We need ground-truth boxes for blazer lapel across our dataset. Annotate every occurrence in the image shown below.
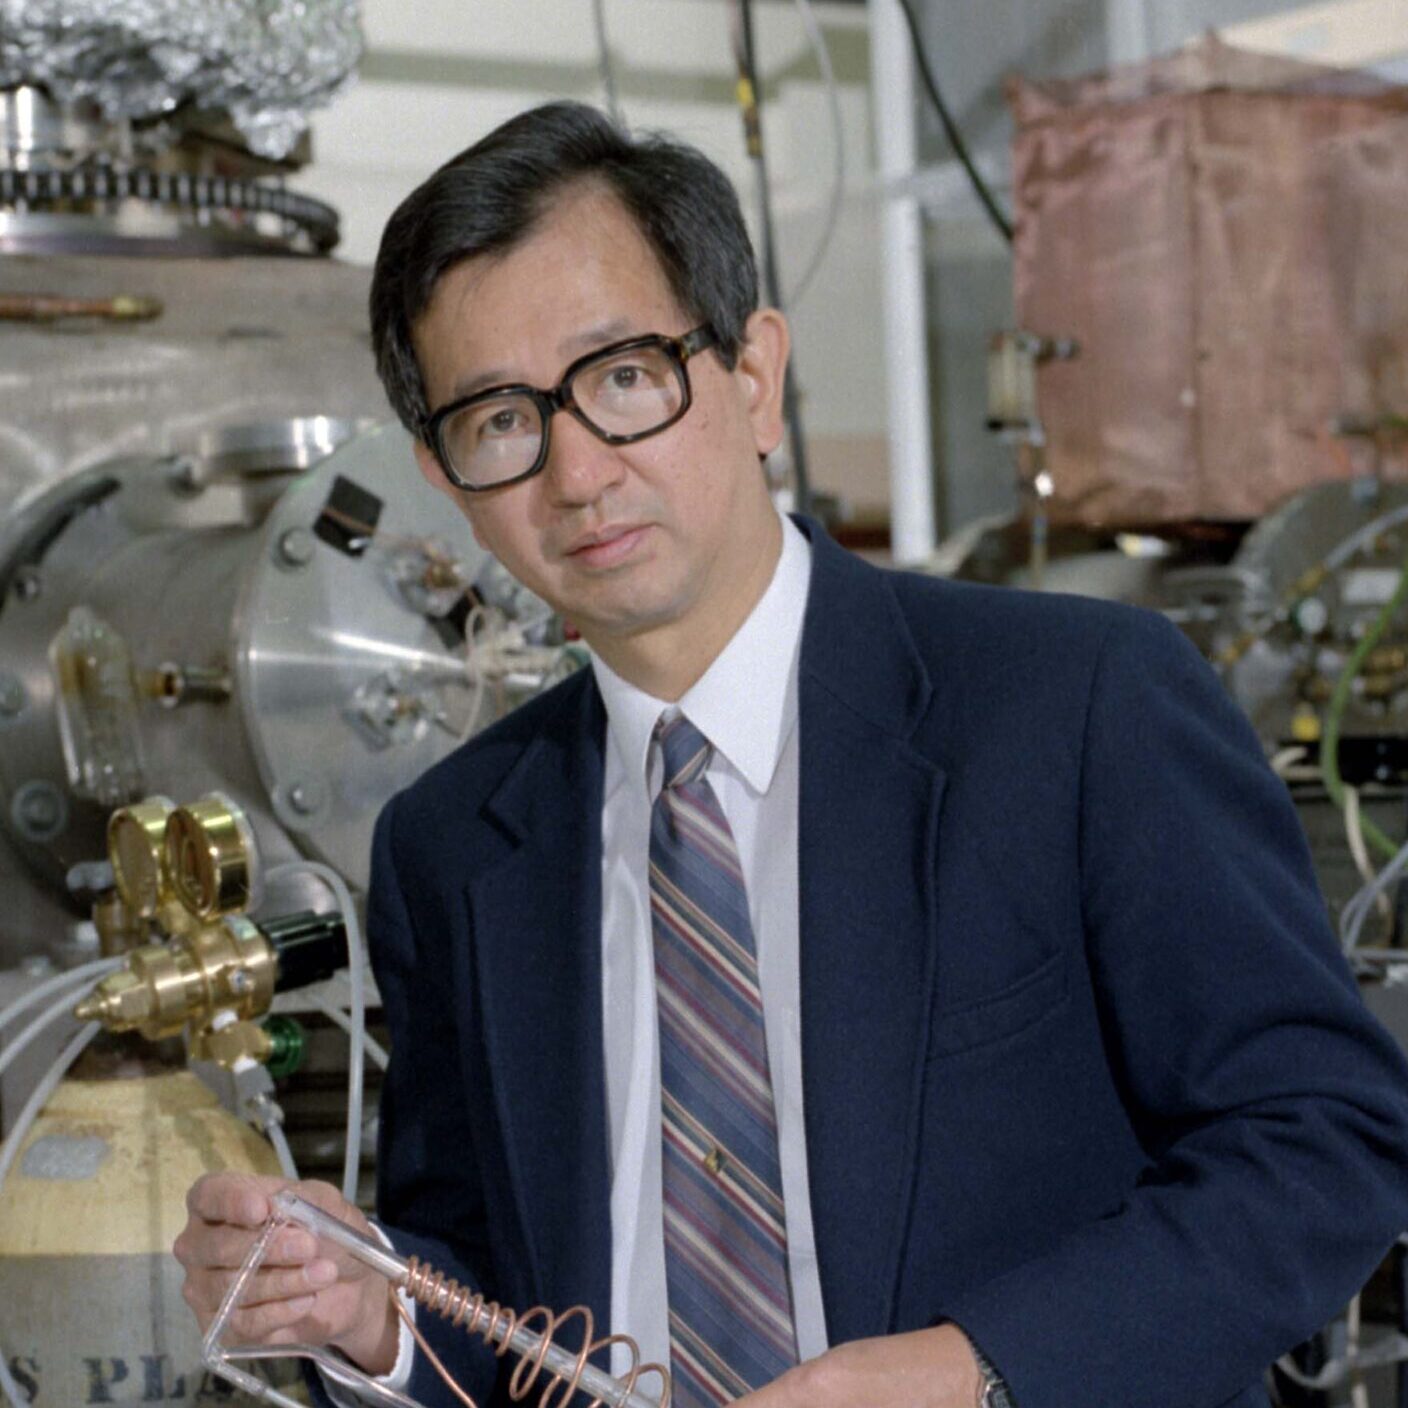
[796,526,947,1346]
[465,676,613,1330]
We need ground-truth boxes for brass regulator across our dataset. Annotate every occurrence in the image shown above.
[75,792,345,1071]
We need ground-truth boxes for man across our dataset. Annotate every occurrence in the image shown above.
[175,102,1408,1408]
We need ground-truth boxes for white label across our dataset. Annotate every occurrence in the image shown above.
[21,1133,110,1180]
[1342,568,1401,607]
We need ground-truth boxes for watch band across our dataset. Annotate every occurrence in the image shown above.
[973,1346,1016,1408]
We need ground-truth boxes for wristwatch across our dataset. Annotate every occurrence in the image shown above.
[973,1346,1016,1408]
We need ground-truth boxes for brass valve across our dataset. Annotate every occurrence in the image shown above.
[74,915,276,1043]
[191,1017,275,1069]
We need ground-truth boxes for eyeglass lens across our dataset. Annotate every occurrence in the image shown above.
[440,342,688,488]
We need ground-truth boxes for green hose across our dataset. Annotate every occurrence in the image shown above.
[1318,557,1408,863]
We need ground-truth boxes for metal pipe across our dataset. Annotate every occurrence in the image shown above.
[0,293,161,322]
[868,0,937,564]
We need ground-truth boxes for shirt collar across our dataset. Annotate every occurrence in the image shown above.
[591,512,812,797]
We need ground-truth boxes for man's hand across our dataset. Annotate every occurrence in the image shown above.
[734,1325,986,1408]
[173,1172,400,1376]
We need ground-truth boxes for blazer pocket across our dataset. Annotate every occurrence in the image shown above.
[927,950,1068,1059]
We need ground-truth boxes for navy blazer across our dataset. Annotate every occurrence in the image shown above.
[366,522,1408,1408]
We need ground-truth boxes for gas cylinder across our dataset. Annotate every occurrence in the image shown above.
[0,1048,301,1406]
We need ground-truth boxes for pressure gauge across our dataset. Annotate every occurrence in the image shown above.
[107,796,176,917]
[164,792,260,919]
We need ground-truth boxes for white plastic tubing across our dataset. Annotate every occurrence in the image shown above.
[0,960,121,1408]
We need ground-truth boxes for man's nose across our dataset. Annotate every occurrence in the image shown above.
[542,410,626,505]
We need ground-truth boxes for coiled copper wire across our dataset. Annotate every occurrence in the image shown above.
[397,1255,671,1408]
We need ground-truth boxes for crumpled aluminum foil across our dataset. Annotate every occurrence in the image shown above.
[0,0,363,160]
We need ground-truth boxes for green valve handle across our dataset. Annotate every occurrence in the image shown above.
[262,1014,307,1080]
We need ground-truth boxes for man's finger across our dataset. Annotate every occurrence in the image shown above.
[227,1295,319,1342]
[185,1172,289,1226]
[232,1261,341,1308]
[182,1257,336,1320]
[176,1221,319,1272]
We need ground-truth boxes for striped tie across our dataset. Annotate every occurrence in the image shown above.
[649,714,799,1408]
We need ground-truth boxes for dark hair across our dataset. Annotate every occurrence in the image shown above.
[369,100,760,436]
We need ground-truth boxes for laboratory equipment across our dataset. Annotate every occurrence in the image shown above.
[205,1192,672,1408]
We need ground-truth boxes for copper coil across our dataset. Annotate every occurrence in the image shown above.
[399,1256,670,1408]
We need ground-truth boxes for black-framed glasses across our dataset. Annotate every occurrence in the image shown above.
[422,325,719,492]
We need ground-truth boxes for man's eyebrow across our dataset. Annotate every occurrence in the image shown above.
[445,319,641,402]
[558,318,636,357]
[449,366,518,400]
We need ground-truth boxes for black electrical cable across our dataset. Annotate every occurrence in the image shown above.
[731,0,813,516]
[892,0,1014,245]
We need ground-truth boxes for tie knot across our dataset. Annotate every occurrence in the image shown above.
[656,714,712,790]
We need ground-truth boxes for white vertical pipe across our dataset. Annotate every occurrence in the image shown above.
[1105,0,1150,65]
[869,0,937,565]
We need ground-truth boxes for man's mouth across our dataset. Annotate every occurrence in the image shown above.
[564,523,650,568]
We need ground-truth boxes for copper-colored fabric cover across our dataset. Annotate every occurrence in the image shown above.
[1009,36,1408,526]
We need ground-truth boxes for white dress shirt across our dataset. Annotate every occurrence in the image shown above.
[591,512,828,1377]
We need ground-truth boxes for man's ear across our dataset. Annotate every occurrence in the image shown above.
[412,438,488,549]
[734,308,790,458]
[412,437,450,493]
